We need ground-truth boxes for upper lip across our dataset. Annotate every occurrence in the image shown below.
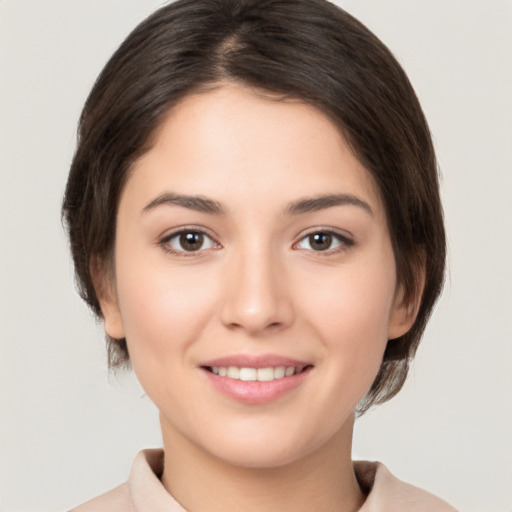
[200,354,312,369]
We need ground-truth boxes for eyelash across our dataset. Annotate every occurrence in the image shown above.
[159,227,220,257]
[293,228,354,254]
[159,227,354,256]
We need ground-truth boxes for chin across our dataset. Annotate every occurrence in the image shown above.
[200,425,332,470]
[213,443,309,469]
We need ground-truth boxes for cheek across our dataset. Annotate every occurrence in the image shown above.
[113,252,217,370]
[304,261,395,334]
[300,261,396,375]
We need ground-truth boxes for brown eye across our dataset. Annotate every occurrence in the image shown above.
[179,232,204,251]
[308,233,332,251]
[295,230,352,253]
[163,230,217,254]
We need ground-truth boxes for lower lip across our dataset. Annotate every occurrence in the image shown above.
[202,368,311,405]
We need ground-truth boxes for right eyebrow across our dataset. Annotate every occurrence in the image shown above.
[142,192,225,215]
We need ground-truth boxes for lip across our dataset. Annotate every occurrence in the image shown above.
[199,354,313,405]
[201,354,311,369]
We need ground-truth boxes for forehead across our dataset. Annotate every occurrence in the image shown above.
[124,83,384,220]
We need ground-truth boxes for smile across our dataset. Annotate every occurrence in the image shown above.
[201,357,313,404]
[206,365,308,381]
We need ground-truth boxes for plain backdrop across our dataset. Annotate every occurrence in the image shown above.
[1,1,511,511]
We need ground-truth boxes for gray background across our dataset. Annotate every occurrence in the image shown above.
[1,1,511,510]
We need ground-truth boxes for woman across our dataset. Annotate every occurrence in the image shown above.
[63,0,456,510]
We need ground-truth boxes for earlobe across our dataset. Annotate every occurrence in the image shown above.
[388,264,426,340]
[90,258,125,340]
[387,294,420,340]
[100,295,125,340]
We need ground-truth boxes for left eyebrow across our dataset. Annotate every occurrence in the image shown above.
[285,194,374,217]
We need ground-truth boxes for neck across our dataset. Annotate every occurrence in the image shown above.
[160,415,365,512]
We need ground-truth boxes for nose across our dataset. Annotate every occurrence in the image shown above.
[219,243,294,336]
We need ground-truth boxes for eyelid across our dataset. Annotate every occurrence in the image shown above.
[159,225,221,256]
[293,227,354,252]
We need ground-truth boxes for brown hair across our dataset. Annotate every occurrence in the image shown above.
[62,0,445,413]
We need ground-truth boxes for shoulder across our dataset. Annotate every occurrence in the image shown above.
[355,461,459,512]
[69,482,135,512]
[69,449,185,512]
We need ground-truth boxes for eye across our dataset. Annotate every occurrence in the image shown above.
[162,230,218,254]
[295,230,352,252]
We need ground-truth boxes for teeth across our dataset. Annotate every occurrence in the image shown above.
[240,367,257,381]
[210,365,302,381]
[227,366,240,379]
[285,366,295,377]
[274,366,285,379]
[256,367,273,381]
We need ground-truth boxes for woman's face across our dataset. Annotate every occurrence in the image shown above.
[99,84,414,468]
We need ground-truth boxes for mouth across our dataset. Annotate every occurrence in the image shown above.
[203,364,313,382]
[200,356,314,404]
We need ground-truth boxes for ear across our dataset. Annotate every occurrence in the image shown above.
[90,257,125,340]
[387,265,426,340]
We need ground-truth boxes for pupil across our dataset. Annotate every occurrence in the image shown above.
[180,232,203,251]
[310,233,331,250]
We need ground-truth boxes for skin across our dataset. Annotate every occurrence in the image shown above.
[97,83,418,512]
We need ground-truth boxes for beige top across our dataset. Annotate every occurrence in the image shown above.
[71,449,458,512]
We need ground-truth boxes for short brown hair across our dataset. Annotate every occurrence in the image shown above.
[62,0,445,413]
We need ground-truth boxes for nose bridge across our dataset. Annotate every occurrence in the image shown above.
[220,236,293,334]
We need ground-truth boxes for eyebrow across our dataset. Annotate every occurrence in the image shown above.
[285,194,374,217]
[142,192,373,217]
[142,193,225,215]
